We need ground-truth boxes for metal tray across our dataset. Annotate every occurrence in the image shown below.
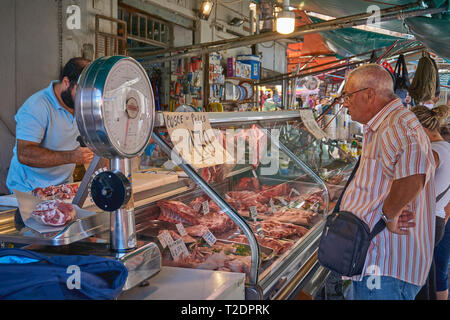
[0,210,110,246]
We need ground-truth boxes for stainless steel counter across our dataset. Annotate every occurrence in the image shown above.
[119,266,245,300]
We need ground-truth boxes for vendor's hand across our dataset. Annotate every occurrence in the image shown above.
[73,147,94,165]
[386,210,416,235]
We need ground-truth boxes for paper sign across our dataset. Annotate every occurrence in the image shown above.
[299,109,328,140]
[202,229,217,246]
[202,201,210,215]
[168,238,189,261]
[193,202,201,212]
[269,198,276,214]
[289,188,301,198]
[278,197,288,206]
[157,230,174,249]
[162,112,233,168]
[250,206,258,221]
[176,223,188,237]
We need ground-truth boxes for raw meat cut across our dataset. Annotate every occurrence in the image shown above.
[157,200,201,226]
[231,234,294,255]
[264,208,318,226]
[31,200,76,226]
[250,220,308,239]
[235,177,260,191]
[158,229,196,243]
[185,224,209,237]
[32,184,79,201]
[199,165,223,184]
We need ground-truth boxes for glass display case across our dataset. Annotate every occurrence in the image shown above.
[132,111,356,299]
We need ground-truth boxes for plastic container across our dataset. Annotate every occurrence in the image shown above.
[227,57,236,77]
[237,55,260,80]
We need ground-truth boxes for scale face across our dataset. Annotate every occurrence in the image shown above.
[76,56,155,159]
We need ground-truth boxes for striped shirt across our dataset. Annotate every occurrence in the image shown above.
[341,98,436,286]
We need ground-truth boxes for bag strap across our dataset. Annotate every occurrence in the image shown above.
[369,219,386,240]
[333,158,387,237]
[333,157,361,213]
[437,184,450,203]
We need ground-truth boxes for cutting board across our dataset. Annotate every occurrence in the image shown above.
[131,173,179,194]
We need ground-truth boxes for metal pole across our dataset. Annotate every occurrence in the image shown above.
[151,132,261,287]
[265,41,416,84]
[134,2,421,63]
[110,157,137,252]
[258,44,425,85]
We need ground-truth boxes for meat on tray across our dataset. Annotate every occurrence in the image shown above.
[31,200,76,226]
[199,165,223,184]
[158,229,196,243]
[32,183,79,201]
[157,199,237,236]
[267,208,318,226]
[163,242,253,280]
[231,234,294,255]
[157,200,201,226]
[235,177,260,191]
[259,183,292,199]
[224,191,269,212]
[250,220,309,239]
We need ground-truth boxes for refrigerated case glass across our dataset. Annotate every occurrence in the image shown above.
[134,112,350,299]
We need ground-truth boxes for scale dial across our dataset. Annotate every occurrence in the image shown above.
[76,56,155,158]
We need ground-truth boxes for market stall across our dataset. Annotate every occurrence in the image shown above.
[0,104,355,300]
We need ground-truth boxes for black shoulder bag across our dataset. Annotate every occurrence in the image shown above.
[318,158,386,276]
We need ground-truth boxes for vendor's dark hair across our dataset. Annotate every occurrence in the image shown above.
[60,57,90,83]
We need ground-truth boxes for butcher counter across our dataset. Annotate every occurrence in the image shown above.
[0,111,356,300]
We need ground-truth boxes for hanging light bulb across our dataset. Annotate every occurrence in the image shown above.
[276,0,295,34]
[199,0,214,20]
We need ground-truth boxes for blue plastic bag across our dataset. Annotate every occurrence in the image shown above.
[0,248,128,300]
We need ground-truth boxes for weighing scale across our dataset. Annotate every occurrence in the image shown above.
[0,56,162,291]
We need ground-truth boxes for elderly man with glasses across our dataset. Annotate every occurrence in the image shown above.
[336,63,436,300]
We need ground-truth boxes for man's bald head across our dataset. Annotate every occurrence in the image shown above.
[343,64,398,124]
[347,64,395,97]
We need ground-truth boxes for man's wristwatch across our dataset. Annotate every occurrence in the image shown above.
[381,211,394,223]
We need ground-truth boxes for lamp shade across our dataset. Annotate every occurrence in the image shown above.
[200,1,214,20]
[276,10,295,34]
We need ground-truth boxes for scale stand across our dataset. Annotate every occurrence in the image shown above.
[27,56,162,291]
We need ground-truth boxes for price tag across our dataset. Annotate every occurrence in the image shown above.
[162,112,233,167]
[252,170,258,178]
[250,206,258,221]
[176,223,188,237]
[168,238,189,261]
[193,202,201,212]
[202,229,217,246]
[269,198,276,214]
[202,201,210,215]
[278,198,288,206]
[157,230,174,249]
[299,109,328,140]
[289,188,301,198]
[256,224,264,238]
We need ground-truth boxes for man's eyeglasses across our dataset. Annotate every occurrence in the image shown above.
[338,87,369,104]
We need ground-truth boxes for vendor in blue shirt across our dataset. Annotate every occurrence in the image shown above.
[6,57,94,193]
